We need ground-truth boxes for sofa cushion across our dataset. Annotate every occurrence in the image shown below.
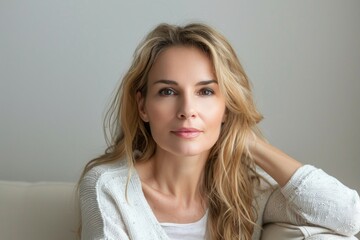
[0,181,78,240]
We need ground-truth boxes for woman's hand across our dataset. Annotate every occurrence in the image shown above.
[247,135,302,187]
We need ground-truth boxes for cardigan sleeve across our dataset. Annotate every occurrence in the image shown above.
[79,170,130,240]
[262,165,360,236]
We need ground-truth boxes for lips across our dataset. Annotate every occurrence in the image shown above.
[171,128,202,139]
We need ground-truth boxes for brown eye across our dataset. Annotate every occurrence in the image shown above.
[199,88,214,96]
[159,88,176,96]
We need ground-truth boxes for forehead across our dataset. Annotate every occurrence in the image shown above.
[147,46,215,85]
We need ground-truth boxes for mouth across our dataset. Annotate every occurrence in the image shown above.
[171,128,202,139]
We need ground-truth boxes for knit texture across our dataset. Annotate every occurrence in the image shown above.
[79,161,360,239]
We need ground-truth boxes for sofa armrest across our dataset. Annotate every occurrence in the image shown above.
[261,223,358,240]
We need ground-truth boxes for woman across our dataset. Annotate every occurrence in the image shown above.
[78,23,360,239]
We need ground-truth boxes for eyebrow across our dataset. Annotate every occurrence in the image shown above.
[153,79,218,86]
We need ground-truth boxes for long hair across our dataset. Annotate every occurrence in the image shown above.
[79,22,263,239]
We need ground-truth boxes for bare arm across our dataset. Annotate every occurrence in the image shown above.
[249,137,302,187]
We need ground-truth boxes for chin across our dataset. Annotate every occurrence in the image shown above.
[171,147,211,158]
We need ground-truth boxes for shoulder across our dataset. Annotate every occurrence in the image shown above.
[79,159,131,196]
[79,160,139,239]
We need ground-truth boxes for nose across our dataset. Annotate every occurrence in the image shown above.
[177,111,197,119]
[177,94,197,120]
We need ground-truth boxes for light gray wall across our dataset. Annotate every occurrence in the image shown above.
[1,0,359,195]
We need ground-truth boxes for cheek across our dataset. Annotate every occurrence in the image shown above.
[145,101,173,122]
[202,102,226,124]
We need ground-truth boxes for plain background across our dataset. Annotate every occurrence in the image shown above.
[1,1,359,233]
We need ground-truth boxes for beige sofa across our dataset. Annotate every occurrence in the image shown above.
[0,180,357,240]
[0,181,78,240]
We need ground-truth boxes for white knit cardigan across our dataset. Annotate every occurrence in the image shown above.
[79,161,360,239]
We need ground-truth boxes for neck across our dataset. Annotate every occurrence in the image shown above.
[137,150,208,204]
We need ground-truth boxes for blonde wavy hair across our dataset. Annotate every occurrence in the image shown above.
[79,22,264,240]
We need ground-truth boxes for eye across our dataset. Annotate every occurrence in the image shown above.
[199,88,214,96]
[159,88,176,96]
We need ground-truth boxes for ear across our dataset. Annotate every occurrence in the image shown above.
[136,91,149,122]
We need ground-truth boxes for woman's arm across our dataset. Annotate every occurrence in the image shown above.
[249,138,302,187]
[79,173,130,240]
[249,138,360,236]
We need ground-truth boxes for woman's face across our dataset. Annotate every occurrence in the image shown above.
[137,46,226,158]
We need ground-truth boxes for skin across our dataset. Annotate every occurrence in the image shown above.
[136,46,224,223]
[136,46,302,224]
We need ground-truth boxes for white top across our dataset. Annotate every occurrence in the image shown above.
[160,211,207,240]
[79,160,360,240]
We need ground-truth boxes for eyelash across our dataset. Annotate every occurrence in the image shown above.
[158,88,215,96]
[159,88,177,96]
[199,88,214,96]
